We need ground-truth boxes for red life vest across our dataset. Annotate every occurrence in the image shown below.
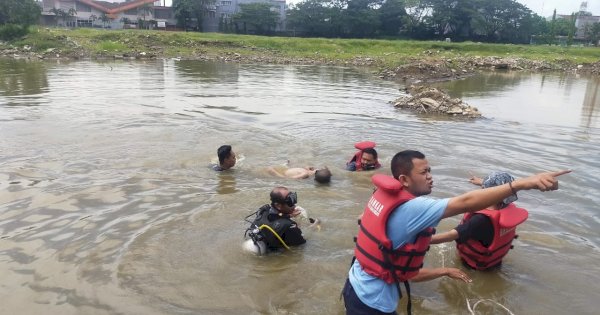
[347,141,381,171]
[354,174,434,283]
[457,204,528,270]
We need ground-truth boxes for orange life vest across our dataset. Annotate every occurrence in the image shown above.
[347,141,381,171]
[354,174,434,283]
[457,204,528,270]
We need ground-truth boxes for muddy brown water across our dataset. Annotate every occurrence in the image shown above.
[0,59,598,314]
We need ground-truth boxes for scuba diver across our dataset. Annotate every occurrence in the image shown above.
[243,187,314,255]
[346,141,381,171]
[430,171,529,270]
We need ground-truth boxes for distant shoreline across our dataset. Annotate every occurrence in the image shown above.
[3,27,600,83]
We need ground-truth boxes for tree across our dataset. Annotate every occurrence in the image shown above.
[49,8,66,26]
[139,3,153,29]
[0,0,41,26]
[287,0,346,38]
[344,0,381,38]
[67,8,77,27]
[173,0,216,31]
[379,0,408,37]
[233,3,280,35]
[585,22,600,45]
[89,14,98,27]
[99,13,111,28]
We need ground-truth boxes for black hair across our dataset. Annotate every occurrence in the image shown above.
[217,145,232,165]
[362,148,378,160]
[314,168,332,184]
[269,186,287,205]
[391,150,426,179]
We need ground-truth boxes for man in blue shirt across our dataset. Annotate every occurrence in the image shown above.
[343,150,570,315]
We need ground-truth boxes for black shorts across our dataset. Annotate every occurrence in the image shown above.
[342,279,398,315]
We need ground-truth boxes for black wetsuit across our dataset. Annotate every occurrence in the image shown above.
[250,204,306,250]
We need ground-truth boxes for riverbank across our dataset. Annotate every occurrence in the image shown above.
[3,27,600,82]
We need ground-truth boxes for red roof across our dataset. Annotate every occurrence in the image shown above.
[77,0,156,14]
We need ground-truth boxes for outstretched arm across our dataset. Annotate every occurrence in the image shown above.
[411,267,471,283]
[443,170,571,219]
[430,229,459,244]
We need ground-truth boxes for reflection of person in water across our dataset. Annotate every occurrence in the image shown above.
[244,187,306,254]
[267,165,332,184]
[431,171,529,271]
[347,141,381,172]
[211,145,236,171]
[216,171,237,194]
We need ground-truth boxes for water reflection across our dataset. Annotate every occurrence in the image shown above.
[175,60,240,83]
[216,171,238,194]
[434,71,600,129]
[582,76,600,129]
[0,59,48,106]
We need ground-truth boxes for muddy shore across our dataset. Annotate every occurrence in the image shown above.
[3,31,600,84]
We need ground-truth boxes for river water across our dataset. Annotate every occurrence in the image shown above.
[0,59,598,314]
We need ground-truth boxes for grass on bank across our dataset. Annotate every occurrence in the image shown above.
[6,27,600,66]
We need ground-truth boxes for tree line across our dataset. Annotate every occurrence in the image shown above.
[0,0,40,40]
[287,0,579,44]
[2,0,600,46]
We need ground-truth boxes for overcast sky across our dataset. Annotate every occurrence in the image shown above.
[163,0,599,17]
[517,0,600,16]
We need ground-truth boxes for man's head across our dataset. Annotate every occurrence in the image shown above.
[391,150,432,196]
[482,171,517,209]
[270,186,297,215]
[217,145,236,170]
[361,148,378,170]
[314,167,332,184]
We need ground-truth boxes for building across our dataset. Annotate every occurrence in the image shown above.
[39,0,176,30]
[556,2,600,41]
[38,0,286,33]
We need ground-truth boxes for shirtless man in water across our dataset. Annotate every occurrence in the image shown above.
[268,165,332,183]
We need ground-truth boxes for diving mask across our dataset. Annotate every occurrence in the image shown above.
[284,191,298,207]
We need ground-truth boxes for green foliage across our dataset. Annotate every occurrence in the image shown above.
[379,0,408,37]
[173,0,216,31]
[287,0,346,37]
[95,40,127,52]
[233,3,280,35]
[0,24,28,40]
[0,0,41,26]
[585,22,600,45]
[286,0,585,45]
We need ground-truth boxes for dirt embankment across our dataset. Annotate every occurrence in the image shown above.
[380,54,600,84]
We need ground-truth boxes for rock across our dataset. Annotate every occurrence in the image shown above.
[447,105,463,114]
[420,98,440,108]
